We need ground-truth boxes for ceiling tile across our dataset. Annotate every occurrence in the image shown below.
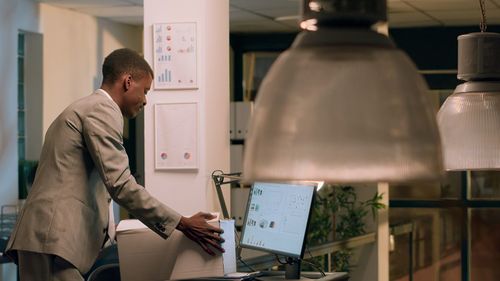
[388,1,416,13]
[274,16,301,28]
[231,0,298,11]
[484,8,500,24]
[35,0,500,33]
[231,20,297,33]
[426,9,484,23]
[108,16,142,26]
[433,8,500,26]
[77,6,142,17]
[37,0,130,8]
[403,0,479,11]
[253,7,300,19]
[388,11,440,27]
[125,0,143,5]
[490,0,500,8]
[230,10,265,22]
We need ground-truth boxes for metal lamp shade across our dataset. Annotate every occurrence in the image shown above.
[437,32,500,171]
[243,29,443,183]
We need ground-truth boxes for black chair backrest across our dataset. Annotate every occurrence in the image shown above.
[86,263,120,281]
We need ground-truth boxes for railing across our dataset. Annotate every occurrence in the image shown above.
[0,204,19,264]
[0,205,18,240]
[237,233,376,271]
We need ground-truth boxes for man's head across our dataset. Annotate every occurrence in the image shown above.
[102,48,154,118]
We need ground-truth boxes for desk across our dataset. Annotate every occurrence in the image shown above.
[173,271,349,281]
[256,271,348,281]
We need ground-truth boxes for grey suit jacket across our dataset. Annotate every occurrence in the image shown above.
[6,91,181,274]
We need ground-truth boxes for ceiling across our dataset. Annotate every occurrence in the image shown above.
[35,0,500,32]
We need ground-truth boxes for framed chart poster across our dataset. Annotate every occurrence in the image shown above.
[154,103,198,170]
[153,22,197,90]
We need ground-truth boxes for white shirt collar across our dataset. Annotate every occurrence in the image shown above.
[95,88,113,101]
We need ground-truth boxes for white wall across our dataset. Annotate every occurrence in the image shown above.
[0,0,41,216]
[143,0,230,215]
[0,1,40,279]
[0,2,144,205]
[40,4,143,134]
[0,2,143,280]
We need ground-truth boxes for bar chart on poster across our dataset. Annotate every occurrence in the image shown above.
[154,103,198,170]
[153,22,197,90]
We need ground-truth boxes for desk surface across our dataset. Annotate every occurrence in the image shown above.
[169,271,349,281]
[258,271,348,281]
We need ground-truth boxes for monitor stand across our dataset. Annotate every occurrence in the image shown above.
[285,258,301,280]
[256,258,348,281]
[257,271,348,281]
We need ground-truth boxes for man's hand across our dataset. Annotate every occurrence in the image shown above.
[176,212,225,256]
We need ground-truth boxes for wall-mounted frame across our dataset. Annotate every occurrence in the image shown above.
[154,102,198,170]
[153,22,197,90]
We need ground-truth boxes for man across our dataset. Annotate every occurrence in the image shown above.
[6,48,224,280]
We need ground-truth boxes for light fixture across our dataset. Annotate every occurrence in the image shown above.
[437,0,500,171]
[243,0,443,183]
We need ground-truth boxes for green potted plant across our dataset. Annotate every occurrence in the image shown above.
[305,184,385,272]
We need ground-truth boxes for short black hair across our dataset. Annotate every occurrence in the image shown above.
[102,48,154,84]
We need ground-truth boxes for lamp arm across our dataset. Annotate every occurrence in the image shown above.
[211,170,242,219]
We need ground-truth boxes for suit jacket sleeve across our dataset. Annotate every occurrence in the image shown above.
[82,101,181,239]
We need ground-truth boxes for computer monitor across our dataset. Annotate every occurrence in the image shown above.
[240,181,316,278]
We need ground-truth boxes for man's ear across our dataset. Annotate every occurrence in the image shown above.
[123,74,132,91]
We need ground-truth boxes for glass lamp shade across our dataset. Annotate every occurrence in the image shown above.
[437,82,500,171]
[243,28,443,183]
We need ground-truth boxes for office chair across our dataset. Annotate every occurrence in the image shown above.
[86,263,120,281]
[84,244,120,281]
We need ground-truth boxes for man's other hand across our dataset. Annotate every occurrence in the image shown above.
[176,212,225,256]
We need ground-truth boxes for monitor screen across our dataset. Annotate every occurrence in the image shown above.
[239,182,316,259]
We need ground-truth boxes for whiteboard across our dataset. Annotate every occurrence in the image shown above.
[154,103,198,170]
[153,22,197,90]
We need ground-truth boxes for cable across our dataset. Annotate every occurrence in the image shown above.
[275,254,288,265]
[233,221,255,272]
[234,227,243,255]
[238,256,256,272]
[479,0,487,32]
[305,247,326,277]
[301,259,326,277]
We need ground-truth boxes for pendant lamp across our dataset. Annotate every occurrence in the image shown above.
[437,32,500,170]
[243,0,443,183]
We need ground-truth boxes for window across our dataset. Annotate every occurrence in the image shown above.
[242,52,279,101]
[389,91,500,281]
[18,32,25,161]
[17,31,43,200]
